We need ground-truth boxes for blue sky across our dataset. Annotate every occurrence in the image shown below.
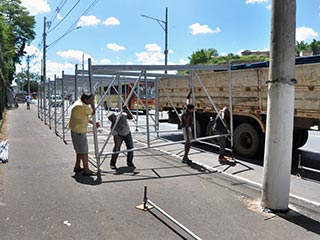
[19,0,320,80]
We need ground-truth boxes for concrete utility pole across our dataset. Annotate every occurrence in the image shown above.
[26,55,31,96]
[26,55,34,96]
[261,0,296,211]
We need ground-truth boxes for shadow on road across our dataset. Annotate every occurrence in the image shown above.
[278,209,320,235]
[160,133,320,182]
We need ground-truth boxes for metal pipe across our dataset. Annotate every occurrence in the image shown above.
[147,199,202,240]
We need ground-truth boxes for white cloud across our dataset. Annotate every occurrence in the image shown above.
[24,45,41,57]
[100,58,112,64]
[266,4,272,10]
[20,0,50,15]
[103,17,120,26]
[77,16,101,27]
[136,43,165,65]
[106,43,126,52]
[46,60,74,80]
[57,13,63,20]
[189,23,221,35]
[245,0,268,4]
[145,43,162,52]
[296,26,318,42]
[56,50,92,64]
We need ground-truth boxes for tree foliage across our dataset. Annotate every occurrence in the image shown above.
[0,0,35,118]
[187,49,269,66]
[295,40,320,56]
[187,40,320,68]
[188,48,218,65]
[15,71,40,93]
[0,0,36,83]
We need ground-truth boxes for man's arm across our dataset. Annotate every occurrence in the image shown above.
[88,95,96,115]
[123,106,133,120]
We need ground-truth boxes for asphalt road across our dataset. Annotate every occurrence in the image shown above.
[0,105,320,240]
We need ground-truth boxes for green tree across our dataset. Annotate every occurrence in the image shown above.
[188,48,218,65]
[15,71,40,93]
[295,40,310,56]
[0,0,35,82]
[309,39,320,55]
[0,0,35,118]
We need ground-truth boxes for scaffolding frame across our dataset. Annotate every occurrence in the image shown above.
[39,61,233,172]
[87,61,233,170]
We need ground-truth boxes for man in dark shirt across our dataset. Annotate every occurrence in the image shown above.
[180,104,194,165]
[215,107,230,162]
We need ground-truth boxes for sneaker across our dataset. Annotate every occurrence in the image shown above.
[73,167,84,173]
[82,170,97,176]
[110,165,117,170]
[127,164,136,169]
[182,157,192,165]
[182,159,188,164]
[218,156,229,162]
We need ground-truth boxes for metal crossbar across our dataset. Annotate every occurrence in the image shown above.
[139,186,202,240]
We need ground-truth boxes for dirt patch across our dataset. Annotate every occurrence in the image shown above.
[243,197,277,219]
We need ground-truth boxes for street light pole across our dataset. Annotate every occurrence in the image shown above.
[141,7,168,73]
[164,7,168,73]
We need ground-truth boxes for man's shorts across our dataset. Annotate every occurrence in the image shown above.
[71,131,88,154]
[182,127,193,140]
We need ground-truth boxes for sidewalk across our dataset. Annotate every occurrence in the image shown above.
[1,104,320,240]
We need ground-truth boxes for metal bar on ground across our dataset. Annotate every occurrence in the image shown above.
[140,186,202,240]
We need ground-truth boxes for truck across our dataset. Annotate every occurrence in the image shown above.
[103,81,155,113]
[158,56,320,158]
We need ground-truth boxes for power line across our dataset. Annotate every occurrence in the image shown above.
[47,0,101,49]
[47,0,80,34]
[47,0,70,30]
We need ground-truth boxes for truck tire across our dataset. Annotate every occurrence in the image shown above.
[234,123,261,157]
[292,129,308,149]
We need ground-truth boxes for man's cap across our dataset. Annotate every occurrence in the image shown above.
[81,92,93,98]
[80,92,93,101]
[107,112,116,120]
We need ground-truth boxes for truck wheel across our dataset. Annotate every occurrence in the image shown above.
[292,129,308,149]
[234,123,261,157]
[206,121,218,144]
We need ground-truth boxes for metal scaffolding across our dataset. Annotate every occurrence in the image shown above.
[38,61,233,172]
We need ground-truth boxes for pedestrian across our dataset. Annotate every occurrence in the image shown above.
[108,106,135,169]
[68,92,100,176]
[25,95,31,110]
[14,95,19,108]
[215,106,230,163]
[180,104,194,165]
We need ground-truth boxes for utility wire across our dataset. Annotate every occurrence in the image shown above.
[47,0,69,30]
[37,0,70,48]
[47,0,101,49]
[48,0,80,34]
